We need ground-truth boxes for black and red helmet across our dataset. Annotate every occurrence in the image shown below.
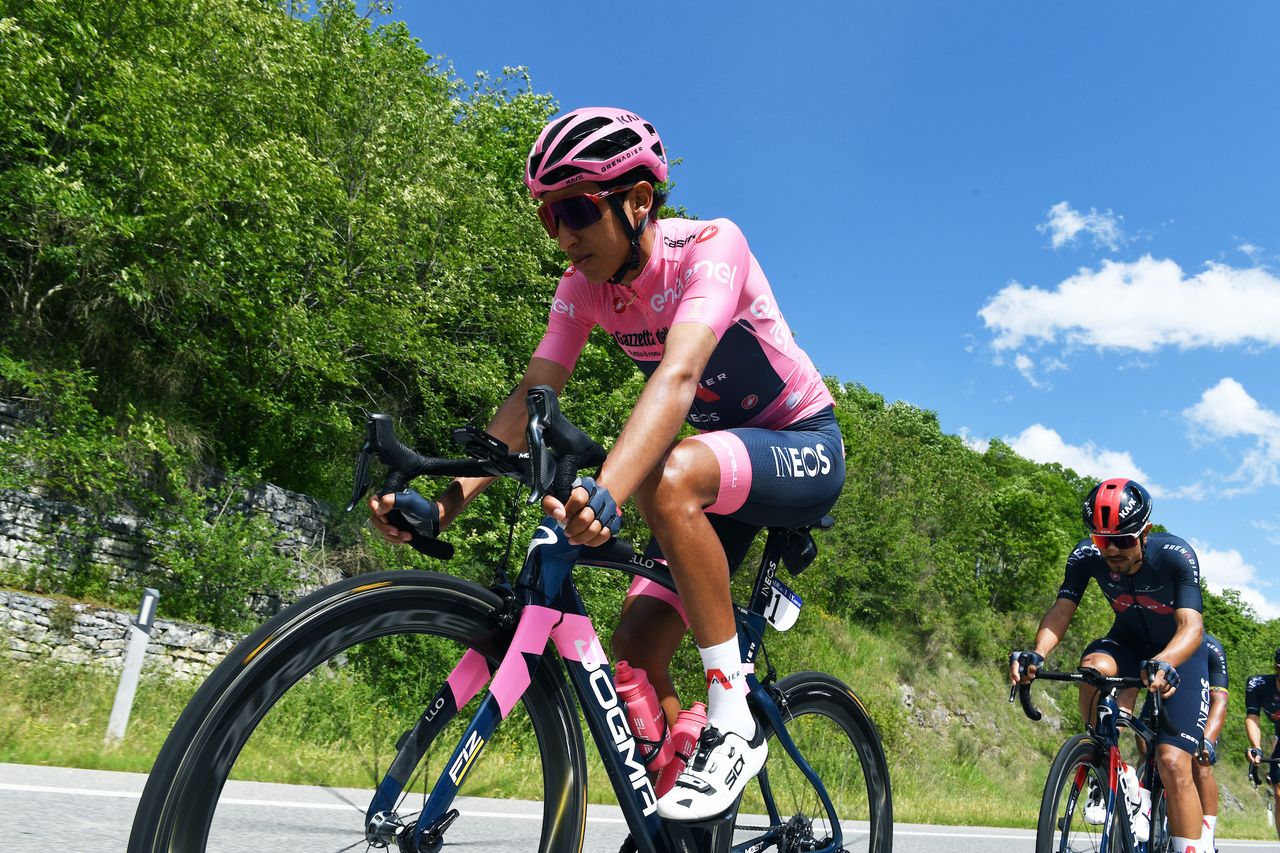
[1082,478,1153,535]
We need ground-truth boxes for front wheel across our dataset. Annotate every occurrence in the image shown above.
[128,570,588,853]
[735,671,893,853]
[1037,733,1126,853]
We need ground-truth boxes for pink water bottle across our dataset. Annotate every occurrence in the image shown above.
[655,702,708,797]
[615,661,674,771]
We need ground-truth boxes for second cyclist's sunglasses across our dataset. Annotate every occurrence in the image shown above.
[1090,531,1144,551]
[537,185,632,238]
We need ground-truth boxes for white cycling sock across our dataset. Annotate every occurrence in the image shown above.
[1201,814,1216,852]
[699,637,754,738]
[1171,836,1200,853]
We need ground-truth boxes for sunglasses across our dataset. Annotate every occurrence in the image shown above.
[1090,532,1144,551]
[537,186,632,238]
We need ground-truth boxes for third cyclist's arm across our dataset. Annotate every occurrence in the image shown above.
[1246,713,1264,757]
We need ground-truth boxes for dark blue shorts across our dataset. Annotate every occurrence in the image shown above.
[1083,634,1209,756]
[628,407,845,623]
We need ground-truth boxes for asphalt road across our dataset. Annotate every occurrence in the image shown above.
[3,763,1277,852]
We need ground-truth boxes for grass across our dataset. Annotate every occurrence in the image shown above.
[2,615,1278,839]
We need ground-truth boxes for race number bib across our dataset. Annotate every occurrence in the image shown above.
[766,578,802,631]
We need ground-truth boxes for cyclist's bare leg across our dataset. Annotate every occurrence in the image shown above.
[632,438,733,648]
[612,595,687,725]
[1156,743,1203,839]
[1077,652,1138,727]
[1190,761,1217,823]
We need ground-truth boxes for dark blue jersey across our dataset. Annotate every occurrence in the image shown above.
[1246,673,1280,738]
[1056,532,1202,653]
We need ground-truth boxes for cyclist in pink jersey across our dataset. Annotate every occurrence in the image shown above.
[371,107,845,820]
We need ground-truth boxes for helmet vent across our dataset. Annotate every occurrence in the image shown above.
[579,129,642,162]
[545,116,612,169]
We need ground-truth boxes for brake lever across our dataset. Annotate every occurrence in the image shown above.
[344,423,377,512]
[525,388,557,504]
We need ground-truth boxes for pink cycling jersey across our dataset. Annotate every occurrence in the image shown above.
[533,217,834,431]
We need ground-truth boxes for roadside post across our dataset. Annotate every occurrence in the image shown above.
[105,588,160,745]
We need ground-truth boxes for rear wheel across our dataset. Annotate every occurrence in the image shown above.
[128,570,588,853]
[734,671,893,853]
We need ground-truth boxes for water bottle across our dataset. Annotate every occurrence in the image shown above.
[614,661,674,771]
[1119,763,1150,842]
[655,702,708,797]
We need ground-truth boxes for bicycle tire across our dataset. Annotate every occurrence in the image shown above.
[1037,733,1128,853]
[1147,786,1171,853]
[735,670,893,853]
[128,570,589,853]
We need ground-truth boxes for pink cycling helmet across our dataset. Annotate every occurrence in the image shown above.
[525,107,668,198]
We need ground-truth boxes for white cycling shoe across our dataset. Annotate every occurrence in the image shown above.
[1083,779,1106,825]
[657,725,767,821]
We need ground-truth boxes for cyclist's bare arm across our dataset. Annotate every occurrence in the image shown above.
[1205,688,1228,744]
[597,322,717,502]
[1134,608,1201,699]
[1010,598,1078,684]
[548,321,715,547]
[369,356,570,541]
[1246,713,1264,760]
[1151,608,1204,669]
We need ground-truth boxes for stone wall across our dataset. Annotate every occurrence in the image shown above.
[2,589,240,678]
[0,395,342,674]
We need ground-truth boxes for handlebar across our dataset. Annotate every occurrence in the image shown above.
[1249,755,1280,786]
[344,386,608,558]
[1010,666,1145,722]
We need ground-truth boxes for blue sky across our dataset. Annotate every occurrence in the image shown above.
[390,2,1280,617]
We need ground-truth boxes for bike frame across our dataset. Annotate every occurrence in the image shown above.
[364,518,844,853]
[1069,688,1166,853]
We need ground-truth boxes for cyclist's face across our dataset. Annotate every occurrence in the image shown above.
[540,182,644,284]
[1097,531,1145,575]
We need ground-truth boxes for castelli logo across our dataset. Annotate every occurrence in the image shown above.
[563,265,576,278]
[612,296,628,314]
[1109,571,1121,581]
[741,394,759,410]
[696,225,719,243]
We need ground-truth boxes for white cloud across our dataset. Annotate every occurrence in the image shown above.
[1006,424,1149,482]
[958,428,990,454]
[1191,539,1280,621]
[1183,378,1280,493]
[1238,241,1262,263]
[1251,519,1280,547]
[979,256,1280,353]
[1038,201,1125,251]
[1014,354,1041,388]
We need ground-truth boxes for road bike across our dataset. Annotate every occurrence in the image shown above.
[1014,664,1173,853]
[129,386,892,853]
